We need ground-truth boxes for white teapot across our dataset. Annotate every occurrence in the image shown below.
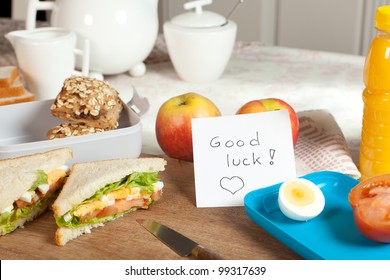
[26,0,159,77]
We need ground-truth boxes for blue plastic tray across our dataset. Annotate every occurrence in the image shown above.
[244,170,390,260]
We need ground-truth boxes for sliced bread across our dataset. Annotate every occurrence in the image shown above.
[0,88,35,106]
[0,78,25,98]
[0,66,19,88]
[0,147,73,212]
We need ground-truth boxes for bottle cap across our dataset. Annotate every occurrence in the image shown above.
[376,6,390,31]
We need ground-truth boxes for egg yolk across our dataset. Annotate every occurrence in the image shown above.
[283,181,315,207]
[47,168,68,186]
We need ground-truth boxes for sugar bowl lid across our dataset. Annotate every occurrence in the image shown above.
[170,0,226,28]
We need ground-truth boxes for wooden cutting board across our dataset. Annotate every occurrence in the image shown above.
[0,155,301,260]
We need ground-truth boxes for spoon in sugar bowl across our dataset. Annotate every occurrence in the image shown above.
[225,0,244,25]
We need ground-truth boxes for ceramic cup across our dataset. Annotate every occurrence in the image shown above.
[5,27,89,100]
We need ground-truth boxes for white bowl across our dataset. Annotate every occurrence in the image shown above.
[0,96,147,164]
[164,20,237,83]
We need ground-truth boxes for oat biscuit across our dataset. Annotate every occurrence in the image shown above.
[47,123,106,139]
[50,77,122,130]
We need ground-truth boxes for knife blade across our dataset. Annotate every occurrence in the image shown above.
[136,219,224,260]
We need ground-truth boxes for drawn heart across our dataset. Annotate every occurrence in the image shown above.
[220,176,245,195]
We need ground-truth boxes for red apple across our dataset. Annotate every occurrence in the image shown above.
[155,92,221,161]
[236,98,299,146]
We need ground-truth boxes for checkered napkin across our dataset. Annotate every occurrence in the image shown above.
[295,110,361,179]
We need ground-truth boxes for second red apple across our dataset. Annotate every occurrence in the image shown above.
[236,98,299,147]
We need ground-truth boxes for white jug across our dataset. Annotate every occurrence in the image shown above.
[5,27,90,100]
[26,0,159,77]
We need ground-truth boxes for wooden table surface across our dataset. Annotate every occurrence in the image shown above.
[0,155,301,260]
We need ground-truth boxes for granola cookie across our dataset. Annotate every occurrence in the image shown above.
[50,76,122,130]
[47,123,106,139]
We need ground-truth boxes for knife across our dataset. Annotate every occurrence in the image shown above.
[137,219,224,260]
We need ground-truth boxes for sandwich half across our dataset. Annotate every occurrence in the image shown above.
[52,157,167,246]
[0,148,73,236]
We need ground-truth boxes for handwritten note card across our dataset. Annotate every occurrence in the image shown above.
[192,110,296,207]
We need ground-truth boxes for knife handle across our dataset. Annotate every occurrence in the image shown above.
[191,245,224,260]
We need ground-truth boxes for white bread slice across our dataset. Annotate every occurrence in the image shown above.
[55,223,105,246]
[0,88,35,106]
[0,147,73,212]
[0,66,19,88]
[52,157,167,217]
[0,77,25,98]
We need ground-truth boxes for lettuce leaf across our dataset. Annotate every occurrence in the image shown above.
[84,172,157,203]
[55,207,139,228]
[29,170,48,191]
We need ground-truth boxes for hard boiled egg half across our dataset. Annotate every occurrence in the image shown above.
[278,178,325,221]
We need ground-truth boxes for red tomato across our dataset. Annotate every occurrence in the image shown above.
[80,198,146,223]
[348,174,390,243]
[97,198,146,218]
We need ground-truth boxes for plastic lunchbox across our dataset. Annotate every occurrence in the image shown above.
[0,90,149,164]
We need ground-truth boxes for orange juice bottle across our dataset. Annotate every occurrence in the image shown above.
[360,6,390,180]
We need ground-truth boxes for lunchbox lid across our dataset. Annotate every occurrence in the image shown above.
[170,0,226,28]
